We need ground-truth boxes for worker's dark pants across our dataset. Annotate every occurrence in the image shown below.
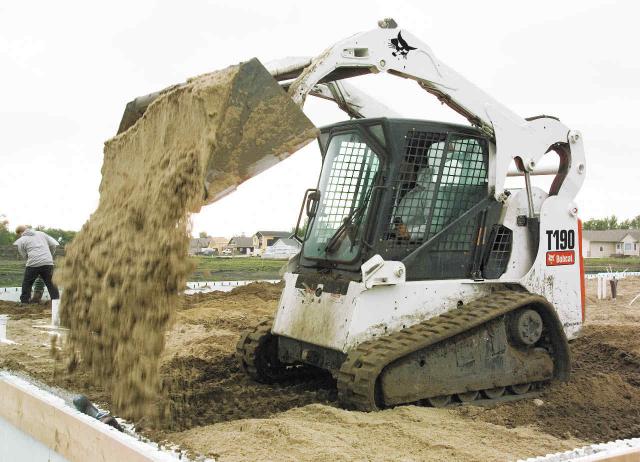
[20,265,59,303]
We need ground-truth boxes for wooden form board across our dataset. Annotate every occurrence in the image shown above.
[0,373,181,462]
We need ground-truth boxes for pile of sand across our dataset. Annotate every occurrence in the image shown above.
[169,404,582,462]
[56,59,315,422]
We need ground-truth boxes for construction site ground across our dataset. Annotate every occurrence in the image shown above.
[1,277,639,461]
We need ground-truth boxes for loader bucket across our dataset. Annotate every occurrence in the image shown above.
[115,57,318,205]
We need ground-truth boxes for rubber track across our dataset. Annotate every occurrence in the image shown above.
[236,317,274,381]
[237,317,313,383]
[336,290,560,411]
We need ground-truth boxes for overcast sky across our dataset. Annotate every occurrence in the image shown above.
[1,0,639,238]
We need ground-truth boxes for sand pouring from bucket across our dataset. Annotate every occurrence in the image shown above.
[57,58,318,420]
[116,58,318,205]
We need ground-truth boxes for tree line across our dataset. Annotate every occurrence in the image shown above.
[583,215,640,231]
[0,215,77,246]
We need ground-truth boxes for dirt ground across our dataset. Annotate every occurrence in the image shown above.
[1,278,639,461]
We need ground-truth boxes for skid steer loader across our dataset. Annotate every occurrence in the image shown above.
[119,19,585,410]
[236,19,586,410]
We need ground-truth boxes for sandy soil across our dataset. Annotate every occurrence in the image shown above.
[1,278,639,461]
[171,405,582,462]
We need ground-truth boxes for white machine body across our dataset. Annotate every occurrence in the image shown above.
[270,20,586,354]
[273,189,586,353]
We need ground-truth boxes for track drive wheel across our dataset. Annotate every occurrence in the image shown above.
[509,308,544,346]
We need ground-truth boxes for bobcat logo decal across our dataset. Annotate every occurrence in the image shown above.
[389,31,417,58]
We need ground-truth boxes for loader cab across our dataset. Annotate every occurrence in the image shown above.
[294,118,508,282]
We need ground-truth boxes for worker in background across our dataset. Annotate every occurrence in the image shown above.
[31,237,61,302]
[13,225,60,304]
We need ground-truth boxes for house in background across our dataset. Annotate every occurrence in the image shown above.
[188,236,229,255]
[253,230,291,255]
[188,237,212,256]
[207,237,229,254]
[228,235,255,255]
[262,237,302,260]
[582,230,640,258]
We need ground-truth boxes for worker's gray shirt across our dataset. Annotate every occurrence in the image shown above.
[13,229,59,267]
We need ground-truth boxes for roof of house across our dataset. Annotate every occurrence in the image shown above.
[254,230,291,238]
[229,236,254,247]
[208,236,229,244]
[274,238,301,248]
[189,237,211,248]
[583,229,640,242]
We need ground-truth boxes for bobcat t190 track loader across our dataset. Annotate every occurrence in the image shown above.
[237,19,586,410]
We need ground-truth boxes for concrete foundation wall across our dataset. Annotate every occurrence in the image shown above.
[0,415,69,462]
[0,372,187,462]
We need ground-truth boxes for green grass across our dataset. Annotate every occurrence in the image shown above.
[189,256,285,281]
[0,260,25,287]
[0,257,286,287]
[584,256,640,273]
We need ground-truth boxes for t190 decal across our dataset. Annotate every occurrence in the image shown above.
[546,229,575,250]
[546,229,576,266]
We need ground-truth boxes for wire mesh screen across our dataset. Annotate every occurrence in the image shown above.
[434,136,488,251]
[304,134,379,260]
[384,130,488,254]
[323,141,379,232]
[384,131,445,248]
[482,225,513,278]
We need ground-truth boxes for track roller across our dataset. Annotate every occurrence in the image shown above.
[482,387,506,399]
[509,383,532,395]
[456,391,479,402]
[427,395,452,407]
